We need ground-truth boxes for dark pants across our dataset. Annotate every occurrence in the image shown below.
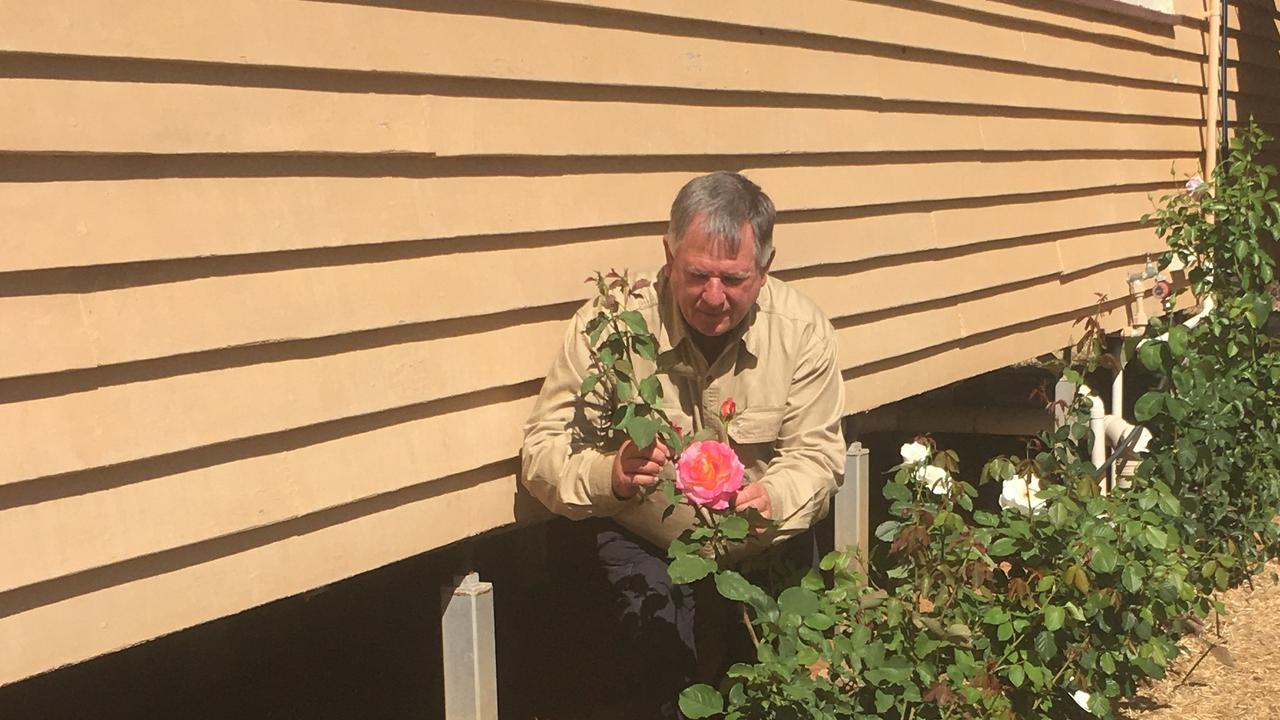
[592,521,817,720]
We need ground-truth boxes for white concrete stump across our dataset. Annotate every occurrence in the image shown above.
[441,572,498,720]
[1054,375,1078,429]
[834,442,871,561]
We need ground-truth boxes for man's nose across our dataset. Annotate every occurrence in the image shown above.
[701,279,727,307]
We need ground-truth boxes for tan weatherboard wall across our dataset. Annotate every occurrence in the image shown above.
[0,0,1234,685]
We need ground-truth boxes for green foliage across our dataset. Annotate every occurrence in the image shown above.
[671,406,1206,720]
[1138,119,1280,591]
[667,122,1280,720]
[580,269,685,454]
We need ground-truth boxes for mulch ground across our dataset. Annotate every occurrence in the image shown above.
[1121,560,1280,720]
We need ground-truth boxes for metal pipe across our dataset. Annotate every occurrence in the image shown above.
[1219,0,1230,154]
[1205,0,1223,177]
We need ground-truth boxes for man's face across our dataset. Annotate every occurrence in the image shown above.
[664,217,771,337]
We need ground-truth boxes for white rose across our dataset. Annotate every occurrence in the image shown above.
[999,474,1047,514]
[899,441,929,465]
[915,465,952,495]
[1071,690,1092,713]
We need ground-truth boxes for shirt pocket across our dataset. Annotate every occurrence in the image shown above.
[728,405,787,445]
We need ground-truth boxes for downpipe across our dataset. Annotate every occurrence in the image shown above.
[1071,295,1216,492]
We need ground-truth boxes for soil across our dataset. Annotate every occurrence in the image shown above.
[1121,560,1280,720]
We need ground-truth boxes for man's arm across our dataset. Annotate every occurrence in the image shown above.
[754,321,846,540]
[521,311,645,518]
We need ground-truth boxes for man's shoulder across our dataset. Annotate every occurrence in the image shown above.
[757,276,834,334]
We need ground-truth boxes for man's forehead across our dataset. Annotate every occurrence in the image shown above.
[675,231,757,267]
[682,262,753,278]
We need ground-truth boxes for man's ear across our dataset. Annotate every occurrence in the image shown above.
[662,235,675,269]
[760,246,775,276]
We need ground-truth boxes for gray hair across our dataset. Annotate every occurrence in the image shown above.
[666,172,776,269]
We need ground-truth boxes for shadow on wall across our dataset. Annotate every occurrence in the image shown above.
[1231,0,1280,264]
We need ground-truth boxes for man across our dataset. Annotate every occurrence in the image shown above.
[522,172,845,718]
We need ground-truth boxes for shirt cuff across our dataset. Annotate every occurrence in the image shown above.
[587,451,636,515]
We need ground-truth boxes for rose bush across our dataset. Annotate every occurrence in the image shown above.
[1138,119,1280,592]
[675,392,1207,720]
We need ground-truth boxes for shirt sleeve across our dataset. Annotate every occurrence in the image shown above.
[520,309,639,519]
[757,319,846,542]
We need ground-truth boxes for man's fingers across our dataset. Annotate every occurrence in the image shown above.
[615,438,669,495]
[635,440,669,466]
[622,459,663,476]
[734,485,773,519]
[621,438,668,460]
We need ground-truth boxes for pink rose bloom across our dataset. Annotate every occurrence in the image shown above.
[720,398,736,418]
[1185,176,1204,194]
[676,440,745,510]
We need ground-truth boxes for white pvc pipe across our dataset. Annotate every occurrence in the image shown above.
[1111,340,1126,423]
[1079,385,1108,476]
[1104,415,1151,456]
[1140,296,1216,348]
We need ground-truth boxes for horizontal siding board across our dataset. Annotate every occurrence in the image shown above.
[0,314,568,485]
[2,78,1204,155]
[429,98,1204,157]
[0,389,536,594]
[793,242,1065,319]
[545,0,1209,58]
[0,186,1174,380]
[0,156,1197,273]
[923,0,1206,53]
[0,0,1207,96]
[0,463,533,687]
[1226,64,1280,97]
[846,284,1142,411]
[0,79,435,154]
[836,304,963,369]
[1055,226,1167,274]
[958,260,1152,338]
[925,187,1164,249]
[1227,3,1280,41]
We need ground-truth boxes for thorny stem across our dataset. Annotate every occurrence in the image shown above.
[696,505,729,557]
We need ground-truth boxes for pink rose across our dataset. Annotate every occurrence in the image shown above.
[1185,176,1204,194]
[720,398,736,418]
[676,440,745,510]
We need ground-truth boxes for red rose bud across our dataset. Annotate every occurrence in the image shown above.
[720,398,736,418]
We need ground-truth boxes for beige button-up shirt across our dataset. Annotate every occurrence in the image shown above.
[521,272,846,551]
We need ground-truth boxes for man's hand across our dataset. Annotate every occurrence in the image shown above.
[611,438,670,500]
[733,483,773,521]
